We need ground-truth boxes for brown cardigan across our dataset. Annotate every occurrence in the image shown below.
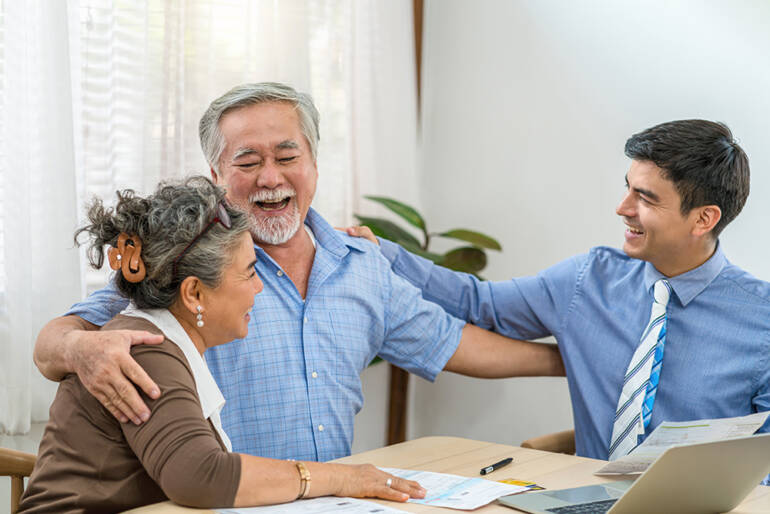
[18,315,241,513]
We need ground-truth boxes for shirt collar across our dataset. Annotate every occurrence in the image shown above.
[120,305,232,450]
[304,207,356,257]
[643,242,726,307]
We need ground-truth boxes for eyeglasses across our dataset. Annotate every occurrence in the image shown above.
[172,200,232,278]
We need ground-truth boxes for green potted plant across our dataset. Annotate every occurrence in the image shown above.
[355,196,501,277]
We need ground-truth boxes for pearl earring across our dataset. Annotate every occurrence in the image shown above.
[196,305,204,328]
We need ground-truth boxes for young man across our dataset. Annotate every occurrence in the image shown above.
[369,119,770,468]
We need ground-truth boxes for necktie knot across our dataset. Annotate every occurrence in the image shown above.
[653,279,671,306]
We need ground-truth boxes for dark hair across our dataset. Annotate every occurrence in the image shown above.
[75,176,250,309]
[624,119,749,237]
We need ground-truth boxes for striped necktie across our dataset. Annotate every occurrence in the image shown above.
[608,279,671,460]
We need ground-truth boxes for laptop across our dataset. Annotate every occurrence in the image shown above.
[499,432,770,514]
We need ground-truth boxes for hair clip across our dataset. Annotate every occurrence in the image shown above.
[107,233,147,283]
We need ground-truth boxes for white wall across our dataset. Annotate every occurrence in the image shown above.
[407,0,770,448]
[352,359,389,453]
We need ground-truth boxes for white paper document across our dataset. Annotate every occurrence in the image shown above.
[216,496,410,514]
[380,467,529,510]
[595,411,770,475]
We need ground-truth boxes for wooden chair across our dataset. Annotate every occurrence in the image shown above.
[1,447,36,513]
[521,429,576,455]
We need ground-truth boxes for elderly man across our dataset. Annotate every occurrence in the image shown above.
[365,120,770,472]
[34,82,563,462]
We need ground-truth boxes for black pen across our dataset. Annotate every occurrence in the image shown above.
[479,457,513,475]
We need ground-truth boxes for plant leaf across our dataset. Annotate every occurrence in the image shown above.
[354,215,422,248]
[440,247,487,273]
[364,196,426,231]
[439,229,502,250]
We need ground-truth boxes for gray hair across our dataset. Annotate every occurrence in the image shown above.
[199,82,321,175]
[75,176,251,309]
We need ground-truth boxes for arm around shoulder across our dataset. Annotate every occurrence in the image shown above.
[34,281,132,380]
[34,314,100,382]
[34,314,164,424]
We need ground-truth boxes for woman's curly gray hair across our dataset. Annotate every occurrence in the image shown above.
[75,176,250,309]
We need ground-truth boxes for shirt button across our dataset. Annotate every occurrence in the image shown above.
[304,316,308,323]
[318,424,324,432]
[277,270,283,277]
[311,371,318,378]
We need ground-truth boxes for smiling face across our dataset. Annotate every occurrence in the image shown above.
[616,160,708,276]
[213,101,318,246]
[199,231,263,346]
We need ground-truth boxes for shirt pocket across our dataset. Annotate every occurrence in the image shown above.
[325,311,378,375]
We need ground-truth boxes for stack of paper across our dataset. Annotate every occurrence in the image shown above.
[595,411,770,475]
[381,467,529,510]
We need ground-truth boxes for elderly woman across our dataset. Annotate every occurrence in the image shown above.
[19,177,424,513]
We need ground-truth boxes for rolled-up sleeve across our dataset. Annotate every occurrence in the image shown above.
[376,266,465,382]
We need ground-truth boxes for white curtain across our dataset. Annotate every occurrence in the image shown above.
[0,0,83,435]
[0,0,420,434]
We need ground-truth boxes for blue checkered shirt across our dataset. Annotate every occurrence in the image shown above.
[66,208,464,462]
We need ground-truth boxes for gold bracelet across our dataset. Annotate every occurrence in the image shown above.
[295,461,311,499]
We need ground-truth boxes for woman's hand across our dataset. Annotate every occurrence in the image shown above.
[335,463,426,502]
[236,458,426,507]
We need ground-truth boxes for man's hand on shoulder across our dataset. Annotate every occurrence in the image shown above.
[35,314,164,425]
[339,225,379,245]
[65,327,164,425]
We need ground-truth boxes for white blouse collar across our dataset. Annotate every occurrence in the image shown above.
[121,304,232,451]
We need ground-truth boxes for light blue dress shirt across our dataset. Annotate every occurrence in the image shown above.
[66,208,464,462]
[380,239,770,467]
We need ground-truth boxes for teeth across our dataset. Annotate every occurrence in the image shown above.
[627,227,643,234]
[255,198,290,211]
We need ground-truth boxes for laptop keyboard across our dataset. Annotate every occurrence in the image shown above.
[545,499,618,514]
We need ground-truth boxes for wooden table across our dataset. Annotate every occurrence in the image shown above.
[127,436,770,513]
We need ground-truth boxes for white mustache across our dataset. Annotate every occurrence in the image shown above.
[248,188,296,203]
